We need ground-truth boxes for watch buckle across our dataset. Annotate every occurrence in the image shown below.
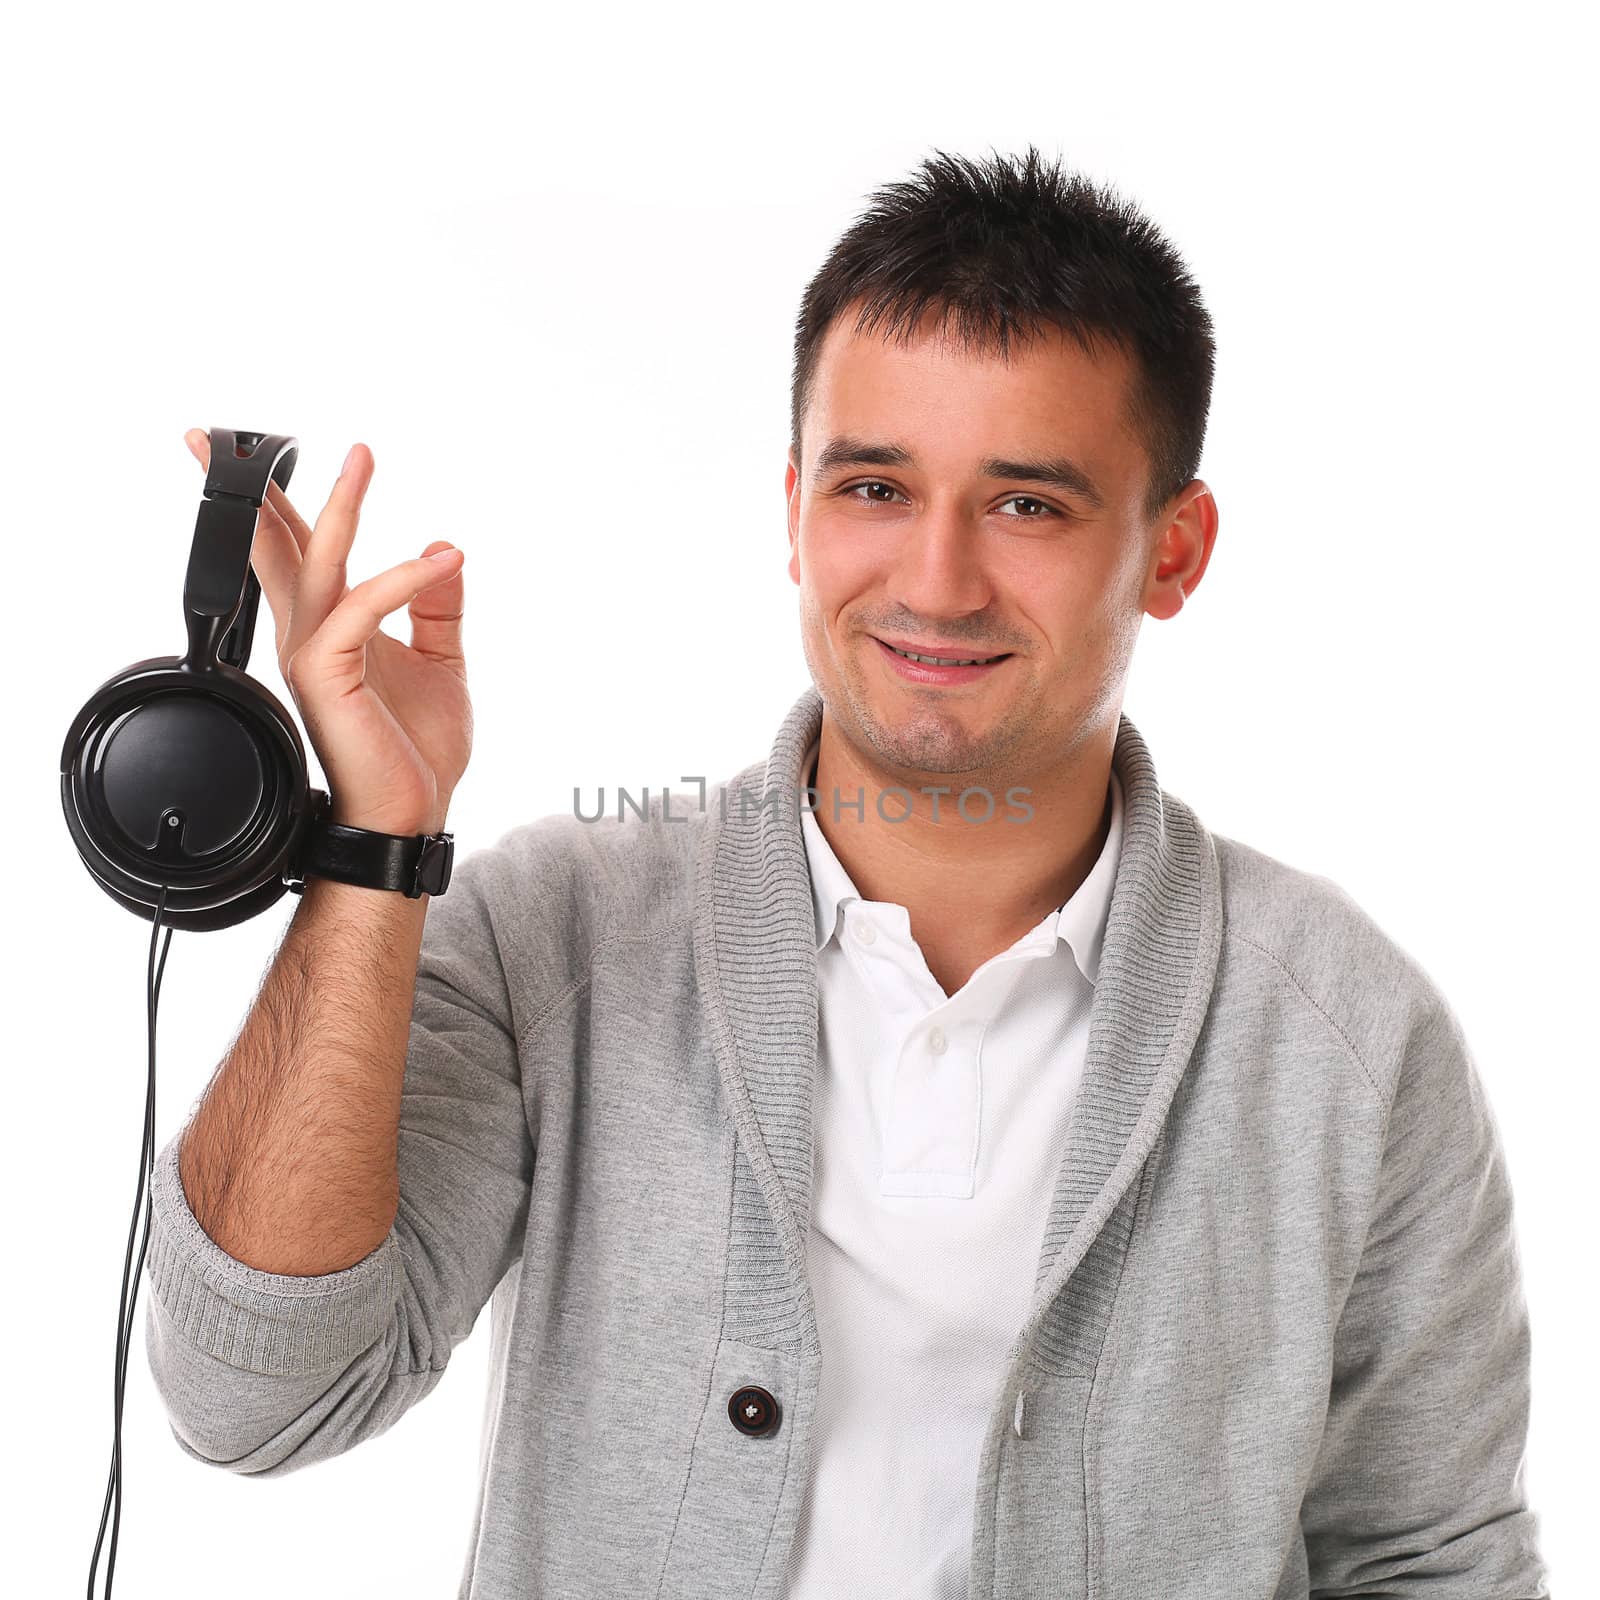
[411,833,455,898]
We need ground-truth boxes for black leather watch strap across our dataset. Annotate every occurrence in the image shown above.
[285,792,454,899]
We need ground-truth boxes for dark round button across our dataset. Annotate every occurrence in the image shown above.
[728,1384,781,1437]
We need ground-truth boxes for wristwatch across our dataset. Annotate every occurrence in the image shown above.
[283,789,455,900]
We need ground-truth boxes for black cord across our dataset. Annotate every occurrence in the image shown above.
[87,885,172,1599]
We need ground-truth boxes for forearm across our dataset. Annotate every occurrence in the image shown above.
[177,874,432,1276]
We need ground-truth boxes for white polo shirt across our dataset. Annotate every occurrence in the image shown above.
[783,737,1125,1599]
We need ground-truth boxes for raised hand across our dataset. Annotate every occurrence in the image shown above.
[186,429,471,836]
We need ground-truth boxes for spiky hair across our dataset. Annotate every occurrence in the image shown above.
[790,145,1216,520]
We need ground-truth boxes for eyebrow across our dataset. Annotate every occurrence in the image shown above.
[811,434,1106,511]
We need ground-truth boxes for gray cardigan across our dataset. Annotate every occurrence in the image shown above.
[143,684,1551,1598]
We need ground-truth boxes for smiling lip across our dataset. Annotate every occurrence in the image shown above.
[870,635,1013,685]
[873,636,1012,663]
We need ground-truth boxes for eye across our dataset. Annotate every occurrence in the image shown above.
[995,494,1060,519]
[839,480,906,506]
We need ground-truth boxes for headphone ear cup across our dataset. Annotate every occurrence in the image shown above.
[60,657,315,932]
[79,865,300,933]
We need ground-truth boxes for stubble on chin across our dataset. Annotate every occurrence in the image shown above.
[818,627,1031,781]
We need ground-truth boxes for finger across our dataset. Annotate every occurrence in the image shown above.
[264,480,315,555]
[295,550,465,697]
[408,541,466,661]
[249,508,303,658]
[291,443,374,658]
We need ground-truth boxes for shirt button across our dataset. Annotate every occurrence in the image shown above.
[728,1384,781,1437]
[927,1025,947,1055]
[854,921,877,945]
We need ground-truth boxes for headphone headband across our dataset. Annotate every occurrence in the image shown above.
[182,428,299,673]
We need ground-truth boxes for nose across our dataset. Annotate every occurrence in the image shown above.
[882,500,995,623]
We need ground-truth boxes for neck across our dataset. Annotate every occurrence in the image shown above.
[808,711,1116,992]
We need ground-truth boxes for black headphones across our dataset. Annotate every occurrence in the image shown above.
[60,427,454,932]
[63,428,457,1598]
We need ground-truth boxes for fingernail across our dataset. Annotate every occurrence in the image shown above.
[341,445,358,479]
[427,545,460,562]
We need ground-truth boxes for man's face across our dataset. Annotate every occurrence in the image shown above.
[786,304,1179,788]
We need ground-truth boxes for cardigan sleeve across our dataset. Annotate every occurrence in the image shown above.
[1297,989,1551,1596]
[141,837,537,1477]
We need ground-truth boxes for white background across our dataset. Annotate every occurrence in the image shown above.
[5,2,1592,1595]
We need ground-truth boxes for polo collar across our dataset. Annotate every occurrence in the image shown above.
[797,733,1124,988]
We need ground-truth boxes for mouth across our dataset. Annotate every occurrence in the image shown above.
[870,635,1014,684]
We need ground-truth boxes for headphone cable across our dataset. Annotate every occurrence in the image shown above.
[87,884,172,1598]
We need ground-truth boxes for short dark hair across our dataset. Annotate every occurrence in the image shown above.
[790,145,1216,522]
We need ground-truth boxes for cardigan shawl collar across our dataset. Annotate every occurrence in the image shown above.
[691,683,1224,1396]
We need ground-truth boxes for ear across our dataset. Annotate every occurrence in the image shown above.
[785,453,802,588]
[1144,480,1218,620]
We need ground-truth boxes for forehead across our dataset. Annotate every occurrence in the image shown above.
[808,302,1139,462]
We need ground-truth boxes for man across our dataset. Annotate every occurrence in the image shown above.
[146,147,1550,1598]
